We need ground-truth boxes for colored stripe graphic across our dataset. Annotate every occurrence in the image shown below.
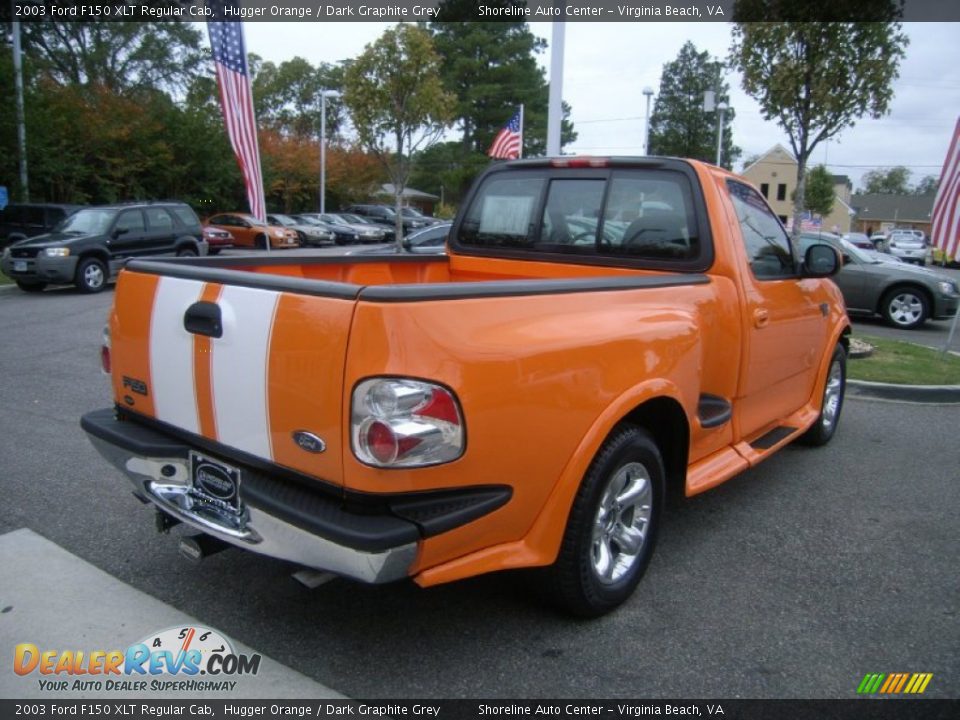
[857,672,932,694]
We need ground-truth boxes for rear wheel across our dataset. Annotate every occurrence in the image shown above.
[543,426,663,617]
[176,247,197,257]
[254,235,267,250]
[16,280,46,293]
[881,287,928,329]
[75,257,107,293]
[799,343,846,446]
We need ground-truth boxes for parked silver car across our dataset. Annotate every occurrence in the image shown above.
[886,229,928,265]
[266,214,335,247]
[799,233,959,329]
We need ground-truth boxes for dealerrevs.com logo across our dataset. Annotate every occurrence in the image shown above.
[13,625,261,693]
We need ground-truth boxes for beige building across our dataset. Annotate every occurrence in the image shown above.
[740,144,854,233]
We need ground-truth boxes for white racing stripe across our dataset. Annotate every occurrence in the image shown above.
[212,285,280,461]
[149,276,204,434]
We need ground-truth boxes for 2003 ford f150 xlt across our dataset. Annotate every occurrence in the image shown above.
[82,158,850,616]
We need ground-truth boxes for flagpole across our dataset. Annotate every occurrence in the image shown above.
[518,104,524,159]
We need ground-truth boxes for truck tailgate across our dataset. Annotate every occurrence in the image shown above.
[110,270,355,487]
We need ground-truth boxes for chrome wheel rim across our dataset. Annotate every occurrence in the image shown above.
[84,263,104,289]
[822,358,843,431]
[591,462,652,585]
[889,293,923,326]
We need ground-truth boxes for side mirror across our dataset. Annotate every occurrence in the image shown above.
[802,243,840,277]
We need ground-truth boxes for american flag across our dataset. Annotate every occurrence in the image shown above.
[488,109,523,160]
[207,4,266,222]
[931,117,960,262]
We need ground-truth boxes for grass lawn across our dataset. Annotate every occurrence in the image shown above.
[0,273,12,285]
[849,334,960,385]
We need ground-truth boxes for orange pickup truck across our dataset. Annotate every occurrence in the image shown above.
[82,158,850,616]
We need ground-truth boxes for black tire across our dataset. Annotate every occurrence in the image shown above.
[75,257,107,294]
[543,425,664,617]
[254,235,267,250]
[799,343,846,447]
[176,247,198,257]
[881,286,929,329]
[16,279,46,293]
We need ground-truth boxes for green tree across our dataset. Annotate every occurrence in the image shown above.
[344,24,454,247]
[648,41,740,169]
[913,174,939,195]
[729,10,908,239]
[408,141,489,204]
[20,20,203,92]
[253,57,345,140]
[800,165,835,217]
[426,10,576,158]
[861,166,912,194]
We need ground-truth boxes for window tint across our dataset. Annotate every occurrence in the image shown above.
[600,174,699,261]
[727,180,795,279]
[145,208,175,232]
[461,175,545,248]
[115,210,145,235]
[170,205,200,228]
[537,179,605,253]
[45,208,68,225]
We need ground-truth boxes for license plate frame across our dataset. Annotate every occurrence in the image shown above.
[189,452,243,514]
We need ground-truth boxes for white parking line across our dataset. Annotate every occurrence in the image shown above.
[0,528,345,699]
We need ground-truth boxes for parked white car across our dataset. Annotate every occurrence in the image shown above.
[887,229,928,265]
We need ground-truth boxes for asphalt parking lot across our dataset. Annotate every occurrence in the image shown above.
[0,271,957,700]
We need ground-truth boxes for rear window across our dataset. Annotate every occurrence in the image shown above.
[458,168,706,268]
[170,205,200,229]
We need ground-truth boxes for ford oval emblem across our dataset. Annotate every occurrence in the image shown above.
[195,464,237,500]
[292,431,326,454]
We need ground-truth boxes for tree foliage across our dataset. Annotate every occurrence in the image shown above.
[648,41,740,169]
[913,174,939,196]
[344,24,454,245]
[729,11,908,237]
[861,166,912,195]
[801,165,835,217]
[253,57,345,140]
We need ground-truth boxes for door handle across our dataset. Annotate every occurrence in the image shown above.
[753,308,770,329]
[184,302,222,338]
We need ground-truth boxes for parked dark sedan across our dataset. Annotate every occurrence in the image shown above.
[799,232,959,329]
[350,223,451,256]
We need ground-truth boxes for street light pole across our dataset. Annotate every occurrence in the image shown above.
[642,87,654,156]
[12,17,29,201]
[319,89,341,214]
[715,102,727,167]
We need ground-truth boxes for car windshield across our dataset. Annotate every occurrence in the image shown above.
[54,209,115,235]
[401,207,425,218]
[270,214,296,226]
[320,214,349,226]
[341,214,372,224]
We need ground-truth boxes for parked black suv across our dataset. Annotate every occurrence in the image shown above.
[0,203,85,249]
[1,201,205,293]
[343,204,434,234]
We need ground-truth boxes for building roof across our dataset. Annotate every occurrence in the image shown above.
[377,184,440,201]
[850,194,936,223]
[741,143,795,174]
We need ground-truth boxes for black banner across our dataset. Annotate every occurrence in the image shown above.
[0,700,958,720]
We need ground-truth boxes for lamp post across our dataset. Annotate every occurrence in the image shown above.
[319,89,341,214]
[642,87,654,156]
[715,102,728,167]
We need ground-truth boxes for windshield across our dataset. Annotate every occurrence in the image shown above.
[320,214,348,226]
[54,209,115,235]
[270,214,296,226]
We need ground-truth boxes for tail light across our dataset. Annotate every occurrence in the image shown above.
[351,378,464,468]
[100,324,111,375]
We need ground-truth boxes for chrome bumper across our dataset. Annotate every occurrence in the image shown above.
[86,434,418,584]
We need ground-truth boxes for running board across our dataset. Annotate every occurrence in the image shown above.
[750,425,798,450]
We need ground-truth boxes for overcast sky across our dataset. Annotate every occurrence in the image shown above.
[241,21,960,191]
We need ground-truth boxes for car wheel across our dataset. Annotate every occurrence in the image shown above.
[15,280,46,293]
[799,343,846,447]
[881,287,928,329]
[543,425,663,617]
[75,257,107,294]
[254,235,267,250]
[207,248,221,256]
[176,247,198,257]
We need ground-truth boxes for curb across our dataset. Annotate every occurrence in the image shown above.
[847,379,960,404]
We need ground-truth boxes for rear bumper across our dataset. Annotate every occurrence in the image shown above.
[81,408,417,583]
[81,409,510,584]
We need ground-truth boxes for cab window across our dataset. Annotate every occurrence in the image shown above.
[726,180,794,279]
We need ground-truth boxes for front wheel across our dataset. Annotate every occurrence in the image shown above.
[799,343,846,446]
[543,426,664,617]
[254,235,267,250]
[176,247,198,257]
[75,257,107,294]
[882,287,928,329]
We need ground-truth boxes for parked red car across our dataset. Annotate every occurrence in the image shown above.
[202,225,234,255]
